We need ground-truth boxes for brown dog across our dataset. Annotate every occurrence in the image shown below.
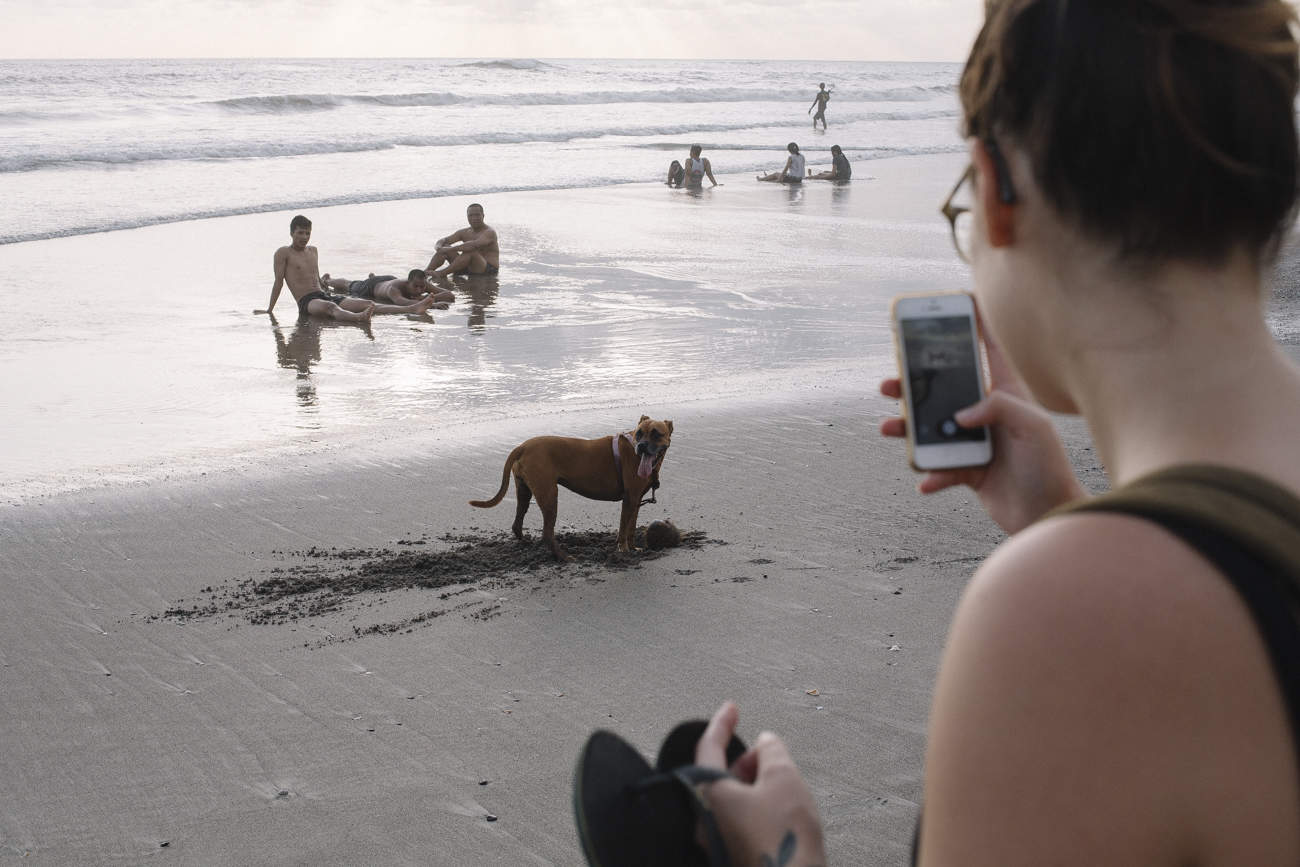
[469,415,673,559]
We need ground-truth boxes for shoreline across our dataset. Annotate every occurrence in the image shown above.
[0,153,969,504]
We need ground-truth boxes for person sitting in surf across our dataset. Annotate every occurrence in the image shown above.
[808,145,851,180]
[681,144,721,188]
[425,203,500,278]
[255,215,441,322]
[757,142,805,183]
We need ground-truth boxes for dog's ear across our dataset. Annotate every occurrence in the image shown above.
[639,414,650,423]
[665,420,673,434]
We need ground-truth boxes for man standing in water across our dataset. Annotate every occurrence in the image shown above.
[426,203,500,278]
[808,83,830,130]
[256,215,439,321]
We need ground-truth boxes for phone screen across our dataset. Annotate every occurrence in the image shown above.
[900,316,986,445]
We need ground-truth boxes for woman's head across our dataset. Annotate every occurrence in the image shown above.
[962,0,1299,265]
[787,142,800,154]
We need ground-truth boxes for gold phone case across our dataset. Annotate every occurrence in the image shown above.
[889,292,989,472]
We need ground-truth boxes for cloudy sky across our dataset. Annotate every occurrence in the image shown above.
[6,0,983,61]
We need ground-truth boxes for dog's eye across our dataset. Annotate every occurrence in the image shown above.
[650,430,660,439]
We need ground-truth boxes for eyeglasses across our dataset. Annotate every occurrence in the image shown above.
[940,140,1018,263]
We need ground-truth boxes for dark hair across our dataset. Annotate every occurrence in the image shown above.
[290,215,311,232]
[690,144,702,156]
[831,145,842,154]
[467,203,484,213]
[787,142,799,154]
[408,268,427,283]
[962,0,1299,264]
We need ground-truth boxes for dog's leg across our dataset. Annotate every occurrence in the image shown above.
[531,480,565,560]
[511,475,533,540]
[616,497,640,552]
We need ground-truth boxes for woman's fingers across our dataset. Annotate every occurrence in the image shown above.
[750,732,797,782]
[696,702,740,770]
[881,379,906,438]
[918,469,980,494]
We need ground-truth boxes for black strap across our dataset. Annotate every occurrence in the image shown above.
[630,766,731,867]
[911,494,1300,867]
[1102,508,1300,760]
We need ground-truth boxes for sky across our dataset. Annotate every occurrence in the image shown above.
[4,0,984,61]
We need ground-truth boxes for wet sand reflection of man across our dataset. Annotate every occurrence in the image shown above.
[464,275,500,330]
[266,312,331,408]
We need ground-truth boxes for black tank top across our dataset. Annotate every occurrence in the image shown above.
[912,464,1300,864]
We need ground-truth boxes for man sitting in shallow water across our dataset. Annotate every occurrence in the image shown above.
[256,215,440,322]
[320,270,454,307]
[425,203,500,278]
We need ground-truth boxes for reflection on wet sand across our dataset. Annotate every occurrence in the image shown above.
[268,313,374,409]
[269,313,323,407]
[456,275,500,330]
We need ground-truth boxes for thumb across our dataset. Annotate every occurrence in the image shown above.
[953,397,994,428]
[696,702,740,770]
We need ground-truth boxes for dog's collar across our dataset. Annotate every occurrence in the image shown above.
[612,431,636,464]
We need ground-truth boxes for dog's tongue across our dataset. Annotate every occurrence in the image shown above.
[637,453,654,479]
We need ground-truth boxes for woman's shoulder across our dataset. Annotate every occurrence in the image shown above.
[964,508,1234,645]
[924,509,1300,864]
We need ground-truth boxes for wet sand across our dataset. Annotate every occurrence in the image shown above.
[0,383,1098,865]
[2,159,1299,863]
[0,154,969,503]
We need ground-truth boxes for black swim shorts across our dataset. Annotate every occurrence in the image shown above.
[297,290,346,317]
[347,274,396,300]
[453,264,500,276]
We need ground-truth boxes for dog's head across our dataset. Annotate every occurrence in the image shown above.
[632,415,673,479]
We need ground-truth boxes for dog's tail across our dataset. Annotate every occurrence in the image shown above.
[469,444,526,508]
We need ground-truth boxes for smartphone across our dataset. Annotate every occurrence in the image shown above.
[890,292,993,471]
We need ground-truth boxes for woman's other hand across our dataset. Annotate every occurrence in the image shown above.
[695,702,827,867]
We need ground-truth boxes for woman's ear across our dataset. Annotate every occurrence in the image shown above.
[971,138,1016,249]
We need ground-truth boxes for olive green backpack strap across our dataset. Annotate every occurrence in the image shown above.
[912,466,1300,867]
[1051,464,1300,760]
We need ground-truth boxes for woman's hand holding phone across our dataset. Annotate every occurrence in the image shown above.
[881,327,1086,535]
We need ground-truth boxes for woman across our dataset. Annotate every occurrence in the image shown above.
[757,142,805,183]
[698,1,1300,865]
[809,145,851,181]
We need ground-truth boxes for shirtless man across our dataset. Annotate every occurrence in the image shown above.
[320,269,454,307]
[255,216,439,321]
[808,82,830,130]
[426,203,500,278]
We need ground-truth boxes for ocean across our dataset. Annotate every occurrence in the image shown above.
[0,58,981,502]
[0,58,963,245]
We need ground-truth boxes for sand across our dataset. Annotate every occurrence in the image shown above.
[0,383,1111,865]
[2,157,1298,863]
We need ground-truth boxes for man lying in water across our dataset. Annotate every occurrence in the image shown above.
[319,269,454,307]
[255,215,441,322]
